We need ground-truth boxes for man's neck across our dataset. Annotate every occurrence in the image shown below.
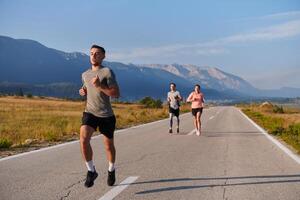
[91,65,102,71]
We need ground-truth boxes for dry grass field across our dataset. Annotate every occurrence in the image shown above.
[0,96,191,152]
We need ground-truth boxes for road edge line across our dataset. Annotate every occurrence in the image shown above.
[237,108,300,165]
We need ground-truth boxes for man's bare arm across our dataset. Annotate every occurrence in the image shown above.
[97,85,120,98]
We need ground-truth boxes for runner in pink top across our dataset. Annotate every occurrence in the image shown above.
[187,84,205,136]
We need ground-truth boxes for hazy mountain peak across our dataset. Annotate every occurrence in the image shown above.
[138,63,257,92]
[207,67,227,80]
[61,52,87,60]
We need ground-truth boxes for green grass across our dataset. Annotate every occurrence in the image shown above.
[242,108,300,154]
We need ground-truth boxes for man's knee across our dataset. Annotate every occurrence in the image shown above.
[80,136,90,146]
[80,126,93,144]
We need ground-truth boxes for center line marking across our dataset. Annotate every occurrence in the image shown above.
[98,176,139,200]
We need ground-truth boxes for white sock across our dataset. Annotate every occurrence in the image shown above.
[108,162,115,172]
[85,160,95,172]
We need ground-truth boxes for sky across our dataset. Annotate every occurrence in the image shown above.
[0,0,300,89]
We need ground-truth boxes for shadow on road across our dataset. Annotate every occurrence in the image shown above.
[118,174,300,194]
[169,131,263,136]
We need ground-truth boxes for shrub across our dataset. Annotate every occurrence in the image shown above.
[286,123,300,137]
[273,105,284,113]
[139,96,162,108]
[270,127,285,136]
[0,138,13,148]
[281,123,300,153]
[44,131,59,142]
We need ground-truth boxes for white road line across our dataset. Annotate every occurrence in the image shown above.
[98,176,139,200]
[207,107,223,121]
[237,108,300,165]
[0,113,191,162]
[0,140,79,162]
[187,129,196,135]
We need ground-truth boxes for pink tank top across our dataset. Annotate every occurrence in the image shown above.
[187,92,204,109]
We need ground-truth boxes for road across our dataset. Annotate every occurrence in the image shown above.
[1,106,300,200]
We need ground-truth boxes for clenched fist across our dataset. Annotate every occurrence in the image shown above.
[79,87,87,96]
[91,75,101,88]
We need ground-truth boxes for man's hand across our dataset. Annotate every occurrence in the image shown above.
[91,75,101,88]
[79,87,87,96]
[175,95,182,101]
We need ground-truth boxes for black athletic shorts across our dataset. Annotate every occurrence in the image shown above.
[82,112,116,139]
[192,108,203,116]
[169,107,180,117]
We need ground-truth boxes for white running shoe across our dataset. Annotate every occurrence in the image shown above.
[196,130,200,136]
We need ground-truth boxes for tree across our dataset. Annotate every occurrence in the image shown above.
[17,88,24,96]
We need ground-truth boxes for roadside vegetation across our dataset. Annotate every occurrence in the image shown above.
[0,96,190,153]
[240,102,300,154]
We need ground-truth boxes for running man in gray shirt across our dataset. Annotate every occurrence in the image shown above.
[167,83,182,134]
[79,45,120,188]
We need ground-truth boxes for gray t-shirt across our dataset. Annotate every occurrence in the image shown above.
[82,67,118,117]
[167,91,181,110]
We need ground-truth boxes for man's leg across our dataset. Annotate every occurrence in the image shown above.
[80,125,98,187]
[80,125,94,163]
[103,136,116,165]
[103,136,116,186]
[176,112,180,133]
[169,113,173,133]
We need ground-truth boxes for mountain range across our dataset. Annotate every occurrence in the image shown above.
[0,35,299,100]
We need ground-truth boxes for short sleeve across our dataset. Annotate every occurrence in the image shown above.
[106,69,118,87]
[81,74,86,88]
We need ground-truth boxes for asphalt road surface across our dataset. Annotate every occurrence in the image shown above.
[1,106,300,200]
